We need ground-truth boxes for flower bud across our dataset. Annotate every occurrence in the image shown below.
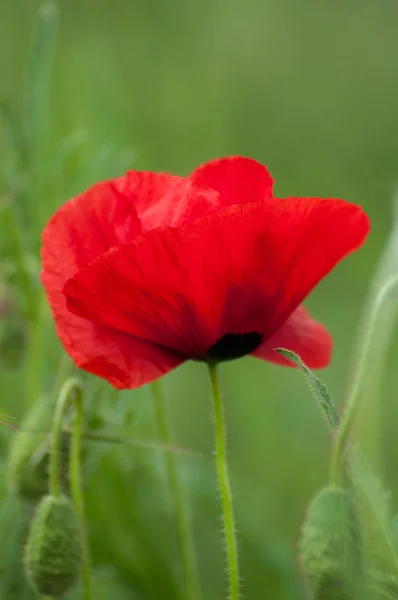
[24,494,82,597]
[6,398,69,501]
[299,486,363,599]
[7,400,52,500]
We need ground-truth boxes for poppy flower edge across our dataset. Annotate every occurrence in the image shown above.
[190,155,274,208]
[41,175,214,389]
[254,306,333,369]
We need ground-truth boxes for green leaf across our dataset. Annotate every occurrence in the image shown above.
[349,450,398,576]
[390,514,398,551]
[299,486,364,599]
[0,100,28,171]
[366,570,398,599]
[276,348,340,429]
[25,2,59,162]
[277,349,398,577]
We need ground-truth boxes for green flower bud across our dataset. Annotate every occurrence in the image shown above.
[299,486,363,599]
[6,398,69,501]
[24,494,82,597]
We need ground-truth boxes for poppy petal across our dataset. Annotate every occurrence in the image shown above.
[41,178,183,389]
[42,177,143,272]
[190,156,274,207]
[63,228,220,358]
[58,323,183,389]
[253,306,332,369]
[63,197,369,364]
[216,198,369,340]
[119,171,221,230]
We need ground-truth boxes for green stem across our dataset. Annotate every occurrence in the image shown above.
[1,197,33,319]
[151,380,199,600]
[49,378,79,497]
[49,377,92,600]
[69,388,93,600]
[207,363,239,600]
[25,290,46,410]
[50,352,75,399]
[330,276,398,485]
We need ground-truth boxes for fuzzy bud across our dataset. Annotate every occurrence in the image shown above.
[6,399,69,501]
[299,486,363,599]
[24,494,82,597]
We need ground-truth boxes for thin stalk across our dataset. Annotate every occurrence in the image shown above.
[49,378,79,497]
[25,1,58,162]
[151,380,199,600]
[1,196,34,320]
[50,352,75,399]
[48,377,92,599]
[207,363,239,600]
[330,276,398,485]
[25,290,46,410]
[69,389,93,600]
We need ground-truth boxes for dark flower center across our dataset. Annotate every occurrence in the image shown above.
[205,332,263,362]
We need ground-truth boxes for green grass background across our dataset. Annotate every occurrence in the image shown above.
[1,0,398,598]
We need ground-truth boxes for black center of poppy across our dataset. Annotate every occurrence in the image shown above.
[205,332,263,362]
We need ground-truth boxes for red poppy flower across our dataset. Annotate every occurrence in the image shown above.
[41,156,369,389]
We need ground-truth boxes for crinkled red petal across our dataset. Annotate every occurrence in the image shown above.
[63,197,369,365]
[119,171,221,230]
[40,177,184,388]
[42,177,143,270]
[253,305,332,369]
[190,156,274,207]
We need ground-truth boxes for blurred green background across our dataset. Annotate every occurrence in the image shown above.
[1,0,398,598]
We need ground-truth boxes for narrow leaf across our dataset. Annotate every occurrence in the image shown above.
[349,449,398,575]
[276,351,398,576]
[276,348,340,429]
[366,569,398,598]
[1,416,199,457]
[25,2,58,161]
[0,100,28,169]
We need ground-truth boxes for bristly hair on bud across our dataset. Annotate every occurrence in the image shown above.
[23,494,82,597]
[299,486,363,600]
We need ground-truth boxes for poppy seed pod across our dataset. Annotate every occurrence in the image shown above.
[24,494,82,597]
[299,486,363,600]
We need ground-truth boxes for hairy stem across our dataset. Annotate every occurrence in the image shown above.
[49,377,92,600]
[207,363,239,600]
[69,389,92,600]
[49,378,79,497]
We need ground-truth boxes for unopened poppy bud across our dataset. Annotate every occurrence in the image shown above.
[299,486,363,599]
[7,399,52,500]
[24,494,82,597]
[7,399,69,500]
